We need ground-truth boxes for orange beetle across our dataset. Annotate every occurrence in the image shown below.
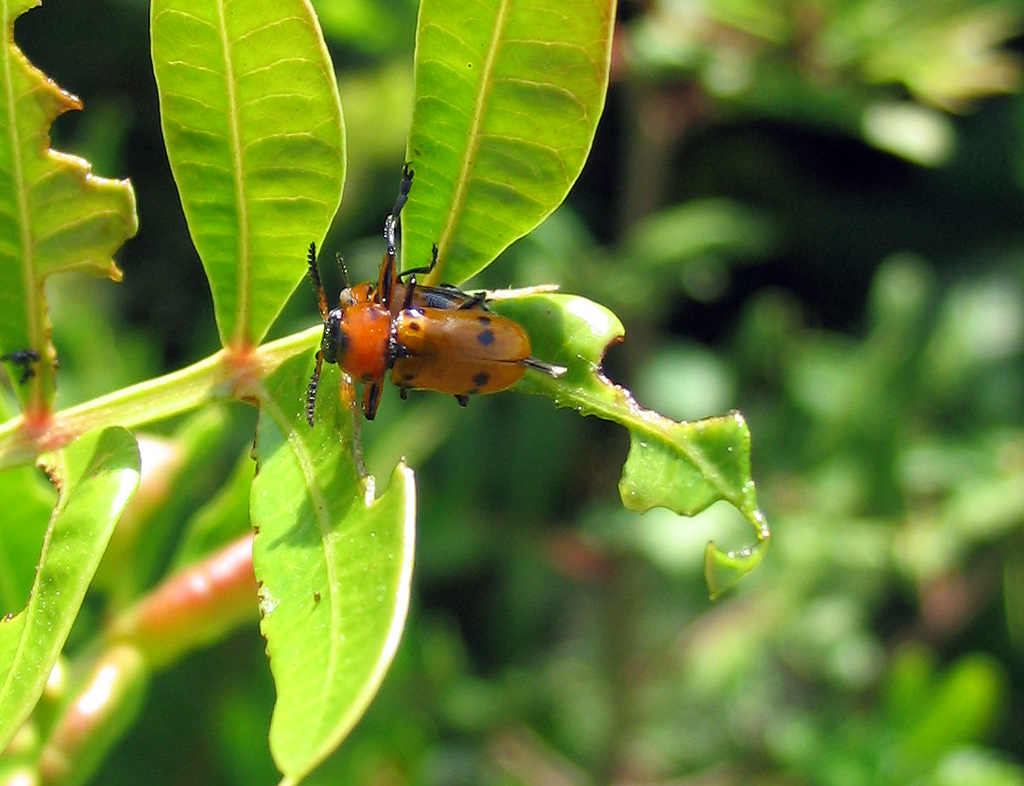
[305,166,565,424]
[390,307,558,405]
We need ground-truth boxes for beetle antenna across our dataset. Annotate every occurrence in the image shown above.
[334,252,350,289]
[307,242,329,320]
[305,351,323,426]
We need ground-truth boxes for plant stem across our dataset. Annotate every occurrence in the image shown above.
[0,326,321,470]
[107,533,257,668]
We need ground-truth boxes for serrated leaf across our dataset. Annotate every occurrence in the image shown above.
[151,0,345,347]
[0,426,140,751]
[251,354,415,781]
[403,0,616,284]
[496,293,770,596]
[0,0,137,413]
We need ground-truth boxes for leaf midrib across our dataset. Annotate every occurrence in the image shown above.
[216,0,251,344]
[258,387,343,743]
[433,0,512,273]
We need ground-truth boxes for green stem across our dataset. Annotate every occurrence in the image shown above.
[0,326,321,470]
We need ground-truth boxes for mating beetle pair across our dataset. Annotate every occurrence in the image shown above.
[305,166,565,425]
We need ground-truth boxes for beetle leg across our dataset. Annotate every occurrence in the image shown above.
[392,162,413,217]
[400,387,409,400]
[458,292,488,310]
[382,164,414,275]
[396,264,430,281]
[396,242,439,283]
[455,394,469,407]
[362,380,383,420]
[402,275,416,309]
[379,221,396,308]
[380,169,414,308]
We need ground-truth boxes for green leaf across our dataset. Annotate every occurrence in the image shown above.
[403,0,616,284]
[898,653,1005,772]
[0,465,54,614]
[251,354,415,781]
[0,426,140,751]
[845,3,1023,112]
[151,0,345,347]
[496,293,770,597]
[0,0,138,413]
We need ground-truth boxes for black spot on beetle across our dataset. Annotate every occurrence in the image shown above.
[473,372,490,388]
[476,316,492,325]
[477,329,495,346]
[401,372,415,381]
[408,321,421,331]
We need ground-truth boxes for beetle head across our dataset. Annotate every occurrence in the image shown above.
[320,307,347,365]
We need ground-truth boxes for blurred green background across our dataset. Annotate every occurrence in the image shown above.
[13,0,1024,783]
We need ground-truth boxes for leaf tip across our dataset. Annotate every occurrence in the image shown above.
[703,515,771,600]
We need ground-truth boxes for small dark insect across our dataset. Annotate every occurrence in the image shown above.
[1,349,40,384]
